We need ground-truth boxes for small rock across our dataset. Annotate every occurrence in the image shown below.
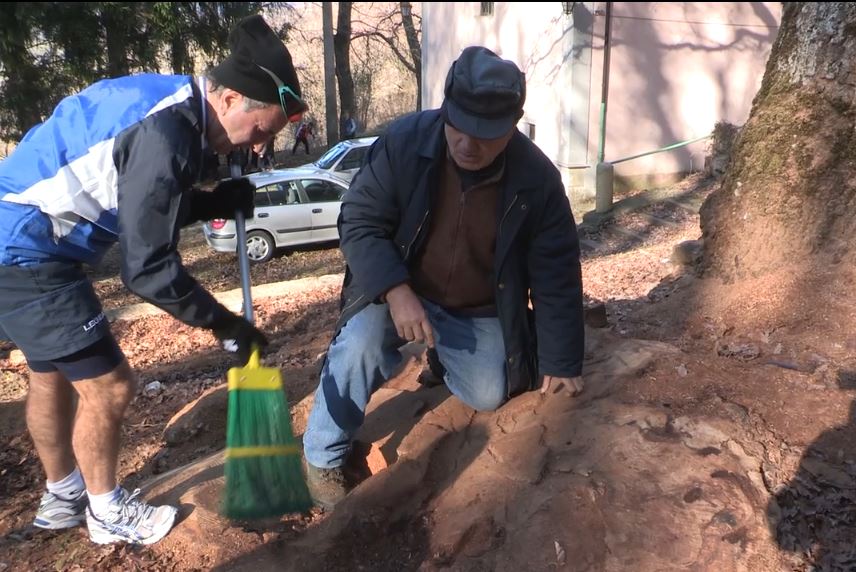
[722,402,750,423]
[584,303,609,328]
[716,340,760,362]
[683,487,703,503]
[676,364,688,377]
[8,349,26,367]
[163,384,226,445]
[837,367,856,389]
[671,240,703,266]
[144,381,163,396]
[152,449,170,474]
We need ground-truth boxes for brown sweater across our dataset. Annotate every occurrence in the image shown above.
[410,153,504,315]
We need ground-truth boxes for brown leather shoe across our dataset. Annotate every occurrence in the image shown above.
[304,462,349,510]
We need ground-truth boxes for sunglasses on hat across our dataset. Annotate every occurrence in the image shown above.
[256,64,308,123]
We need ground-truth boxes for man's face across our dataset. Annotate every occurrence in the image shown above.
[444,123,514,171]
[208,89,288,155]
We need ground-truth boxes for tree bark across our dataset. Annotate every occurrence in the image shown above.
[401,2,422,111]
[700,2,856,280]
[100,5,131,78]
[0,4,45,138]
[334,1,356,140]
[322,2,339,144]
[352,4,422,112]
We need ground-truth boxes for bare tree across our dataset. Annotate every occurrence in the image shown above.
[334,1,356,140]
[400,2,422,110]
[322,1,338,144]
[352,2,422,111]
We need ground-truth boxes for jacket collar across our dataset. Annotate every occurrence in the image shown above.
[417,110,448,160]
[418,109,538,202]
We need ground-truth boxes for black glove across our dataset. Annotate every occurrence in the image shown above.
[195,177,256,221]
[211,312,269,365]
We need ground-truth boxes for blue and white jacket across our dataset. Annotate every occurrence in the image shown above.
[0,74,230,328]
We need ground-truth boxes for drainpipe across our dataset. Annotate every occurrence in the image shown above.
[597,1,612,164]
[595,1,614,213]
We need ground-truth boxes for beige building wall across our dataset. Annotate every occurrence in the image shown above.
[422,2,781,198]
[602,2,780,190]
[422,2,575,168]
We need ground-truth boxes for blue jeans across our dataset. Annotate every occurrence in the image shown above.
[303,299,507,469]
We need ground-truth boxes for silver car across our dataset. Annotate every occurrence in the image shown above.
[202,168,349,263]
[303,136,378,184]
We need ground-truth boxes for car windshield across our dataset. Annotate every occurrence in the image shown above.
[314,144,348,170]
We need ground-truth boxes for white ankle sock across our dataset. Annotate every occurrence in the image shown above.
[46,467,85,499]
[87,486,122,517]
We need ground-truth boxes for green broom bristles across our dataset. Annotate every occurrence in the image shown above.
[222,356,313,519]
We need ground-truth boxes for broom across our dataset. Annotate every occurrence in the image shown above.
[222,165,313,519]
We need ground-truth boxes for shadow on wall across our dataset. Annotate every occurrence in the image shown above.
[604,2,779,172]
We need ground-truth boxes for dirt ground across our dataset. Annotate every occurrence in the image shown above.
[1,173,854,571]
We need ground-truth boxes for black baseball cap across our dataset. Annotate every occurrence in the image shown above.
[442,46,526,139]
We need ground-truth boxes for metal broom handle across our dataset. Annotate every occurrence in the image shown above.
[231,163,254,324]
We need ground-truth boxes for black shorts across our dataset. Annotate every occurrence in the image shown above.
[0,261,124,378]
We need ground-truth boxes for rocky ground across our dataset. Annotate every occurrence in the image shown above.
[1,173,854,571]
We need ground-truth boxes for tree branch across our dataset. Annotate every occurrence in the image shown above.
[352,30,415,74]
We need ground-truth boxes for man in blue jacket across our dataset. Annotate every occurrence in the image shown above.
[0,15,306,544]
[303,46,585,509]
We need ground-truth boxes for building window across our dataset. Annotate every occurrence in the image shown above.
[480,2,494,16]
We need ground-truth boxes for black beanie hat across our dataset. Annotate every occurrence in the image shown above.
[210,15,303,114]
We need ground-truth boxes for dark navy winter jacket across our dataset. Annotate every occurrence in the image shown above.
[337,110,584,396]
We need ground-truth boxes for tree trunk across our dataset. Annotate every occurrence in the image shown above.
[170,38,189,75]
[0,4,45,138]
[100,5,130,77]
[322,2,339,145]
[334,2,356,141]
[700,2,856,281]
[401,2,422,111]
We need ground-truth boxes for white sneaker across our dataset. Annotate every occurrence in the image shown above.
[33,490,87,530]
[86,488,177,545]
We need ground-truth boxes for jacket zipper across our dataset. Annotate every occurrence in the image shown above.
[496,193,519,292]
[499,194,519,239]
[442,191,467,297]
[403,209,430,260]
[342,293,365,313]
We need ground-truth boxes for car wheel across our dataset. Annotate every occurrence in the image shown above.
[245,230,275,263]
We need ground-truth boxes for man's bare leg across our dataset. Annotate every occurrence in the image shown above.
[70,359,137,495]
[26,370,76,482]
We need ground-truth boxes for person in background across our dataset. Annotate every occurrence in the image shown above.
[0,14,306,545]
[257,135,277,170]
[340,110,357,140]
[292,119,315,155]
